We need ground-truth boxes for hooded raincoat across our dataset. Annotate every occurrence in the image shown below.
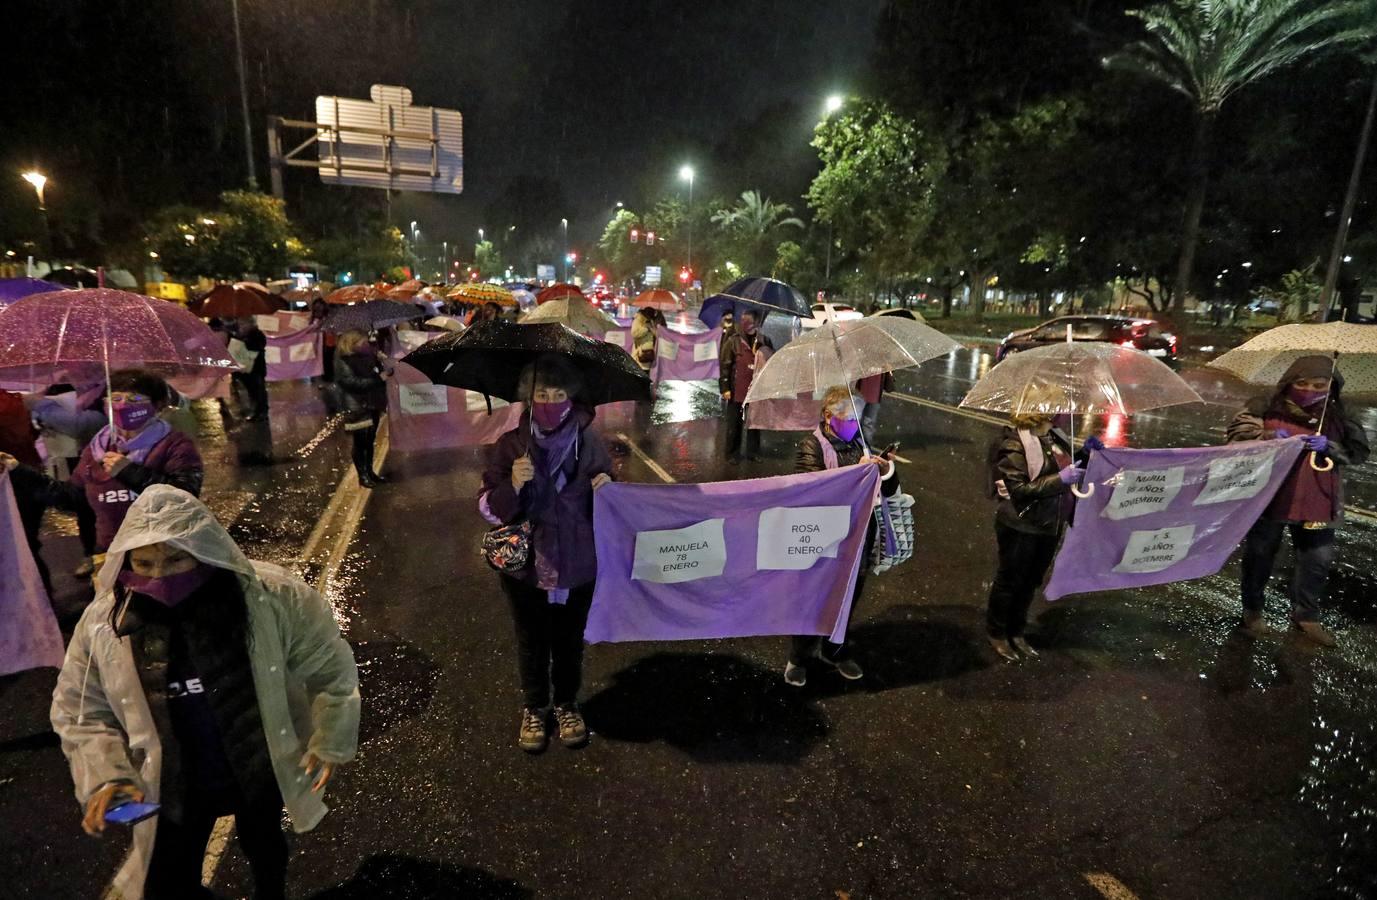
[50,485,360,900]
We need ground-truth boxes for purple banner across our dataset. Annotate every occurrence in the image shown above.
[0,472,64,675]
[386,361,525,452]
[264,323,323,382]
[1044,438,1307,601]
[588,464,880,643]
[651,326,720,383]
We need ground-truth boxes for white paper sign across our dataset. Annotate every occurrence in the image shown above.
[255,314,280,333]
[632,518,727,584]
[757,505,853,571]
[604,330,628,348]
[693,340,718,363]
[262,346,283,365]
[656,337,679,360]
[463,391,511,412]
[227,337,259,369]
[398,383,448,415]
[1113,524,1196,573]
[1102,467,1185,520]
[288,340,316,362]
[287,314,311,331]
[1195,449,1277,506]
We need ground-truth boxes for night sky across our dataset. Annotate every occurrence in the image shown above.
[3,0,887,254]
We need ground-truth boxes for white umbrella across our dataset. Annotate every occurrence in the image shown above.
[520,297,618,337]
[426,315,466,332]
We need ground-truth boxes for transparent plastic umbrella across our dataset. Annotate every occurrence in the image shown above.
[960,340,1202,497]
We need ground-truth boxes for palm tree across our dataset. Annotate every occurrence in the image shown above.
[1107,0,1373,322]
[711,190,805,274]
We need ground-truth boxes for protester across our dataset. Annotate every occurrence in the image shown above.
[783,386,897,686]
[719,309,774,462]
[630,306,664,373]
[310,298,337,382]
[1226,356,1370,646]
[479,355,613,752]
[985,390,1087,662]
[231,317,270,421]
[333,330,389,488]
[50,485,359,900]
[30,383,107,574]
[0,389,51,593]
[2,369,204,566]
[855,372,894,446]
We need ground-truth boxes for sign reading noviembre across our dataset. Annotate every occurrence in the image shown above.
[587,465,880,643]
[1044,439,1305,601]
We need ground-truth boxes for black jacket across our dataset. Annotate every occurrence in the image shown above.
[719,330,774,397]
[797,423,900,497]
[334,351,387,413]
[991,425,1075,535]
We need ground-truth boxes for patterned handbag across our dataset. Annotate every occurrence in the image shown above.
[870,492,916,575]
[481,520,534,573]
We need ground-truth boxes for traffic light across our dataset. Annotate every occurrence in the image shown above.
[630,228,640,244]
[646,231,656,246]
[678,267,691,283]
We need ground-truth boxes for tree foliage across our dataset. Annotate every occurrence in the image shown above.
[709,190,804,275]
[145,191,303,281]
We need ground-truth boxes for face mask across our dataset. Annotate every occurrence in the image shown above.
[112,400,157,432]
[828,415,860,443]
[532,399,573,431]
[118,563,214,608]
[1289,386,1329,408]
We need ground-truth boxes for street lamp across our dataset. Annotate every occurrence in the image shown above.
[825,94,844,115]
[561,218,569,281]
[22,171,50,257]
[478,227,485,242]
[679,165,695,287]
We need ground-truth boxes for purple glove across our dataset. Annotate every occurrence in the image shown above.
[1058,464,1084,486]
[1083,435,1105,453]
[1302,434,1329,453]
[1273,428,1291,439]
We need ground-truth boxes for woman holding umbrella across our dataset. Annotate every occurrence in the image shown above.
[1226,356,1369,646]
[630,306,666,372]
[478,354,614,752]
[333,331,389,488]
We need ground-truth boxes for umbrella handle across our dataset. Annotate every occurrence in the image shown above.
[1071,481,1095,499]
[1309,451,1334,473]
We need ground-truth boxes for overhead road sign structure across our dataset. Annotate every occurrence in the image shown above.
[267,84,463,197]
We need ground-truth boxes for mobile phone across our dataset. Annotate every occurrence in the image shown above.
[882,442,900,456]
[104,800,160,825]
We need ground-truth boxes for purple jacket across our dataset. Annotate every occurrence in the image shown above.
[71,429,204,550]
[479,408,613,590]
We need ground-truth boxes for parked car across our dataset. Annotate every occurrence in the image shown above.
[995,315,1178,366]
[801,302,865,329]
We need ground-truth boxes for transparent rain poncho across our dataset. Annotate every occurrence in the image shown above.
[1208,322,1375,393]
[743,314,962,405]
[960,341,1202,417]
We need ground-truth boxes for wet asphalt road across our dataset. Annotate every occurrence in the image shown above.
[3,347,1376,900]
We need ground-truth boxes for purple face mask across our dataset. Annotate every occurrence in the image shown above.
[118,563,214,608]
[1288,386,1329,408]
[829,415,860,443]
[112,400,157,432]
[532,399,573,431]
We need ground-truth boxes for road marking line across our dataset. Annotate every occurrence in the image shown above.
[616,432,676,484]
[299,462,357,563]
[1084,871,1140,900]
[294,413,343,458]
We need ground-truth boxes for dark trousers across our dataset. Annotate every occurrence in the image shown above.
[723,399,761,459]
[62,456,98,556]
[986,521,1060,639]
[789,518,878,664]
[1240,519,1336,622]
[498,575,595,709]
[235,372,270,418]
[145,789,287,900]
[347,413,381,480]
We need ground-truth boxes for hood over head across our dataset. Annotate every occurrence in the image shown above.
[1277,354,1342,391]
[97,484,255,594]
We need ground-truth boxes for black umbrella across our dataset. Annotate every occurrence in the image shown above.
[402,319,651,406]
[321,299,422,334]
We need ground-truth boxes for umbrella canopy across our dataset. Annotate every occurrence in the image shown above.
[282,286,322,305]
[960,342,1202,417]
[699,276,810,328]
[325,284,384,304]
[872,307,925,322]
[536,282,585,304]
[193,284,279,319]
[632,289,682,311]
[451,283,517,306]
[0,277,67,305]
[385,279,427,299]
[403,319,651,406]
[425,315,466,332]
[43,266,102,288]
[0,288,238,384]
[322,299,423,334]
[234,281,273,296]
[1207,321,1377,394]
[744,315,960,405]
[520,297,618,336]
[511,289,537,310]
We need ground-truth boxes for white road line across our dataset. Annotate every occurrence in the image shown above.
[615,432,676,484]
[1084,871,1140,900]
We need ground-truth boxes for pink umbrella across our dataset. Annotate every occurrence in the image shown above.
[0,289,239,387]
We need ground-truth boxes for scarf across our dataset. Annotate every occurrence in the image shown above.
[91,418,172,465]
[529,415,582,601]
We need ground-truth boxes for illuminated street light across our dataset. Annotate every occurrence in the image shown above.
[824,95,844,115]
[21,171,50,256]
[680,165,696,282]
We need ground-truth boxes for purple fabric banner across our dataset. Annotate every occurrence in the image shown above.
[651,326,721,383]
[386,361,525,452]
[1044,437,1307,601]
[0,471,64,675]
[588,464,880,643]
[264,323,323,381]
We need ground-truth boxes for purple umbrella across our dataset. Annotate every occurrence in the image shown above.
[0,277,67,305]
[0,289,239,387]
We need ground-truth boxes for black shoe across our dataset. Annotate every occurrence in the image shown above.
[357,472,378,488]
[369,471,390,483]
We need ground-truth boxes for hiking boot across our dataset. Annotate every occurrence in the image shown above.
[1240,611,1272,637]
[1009,636,1039,659]
[783,661,807,687]
[816,652,864,680]
[1291,618,1337,648]
[989,637,1020,663]
[553,704,589,748]
[73,557,94,578]
[518,707,548,753]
